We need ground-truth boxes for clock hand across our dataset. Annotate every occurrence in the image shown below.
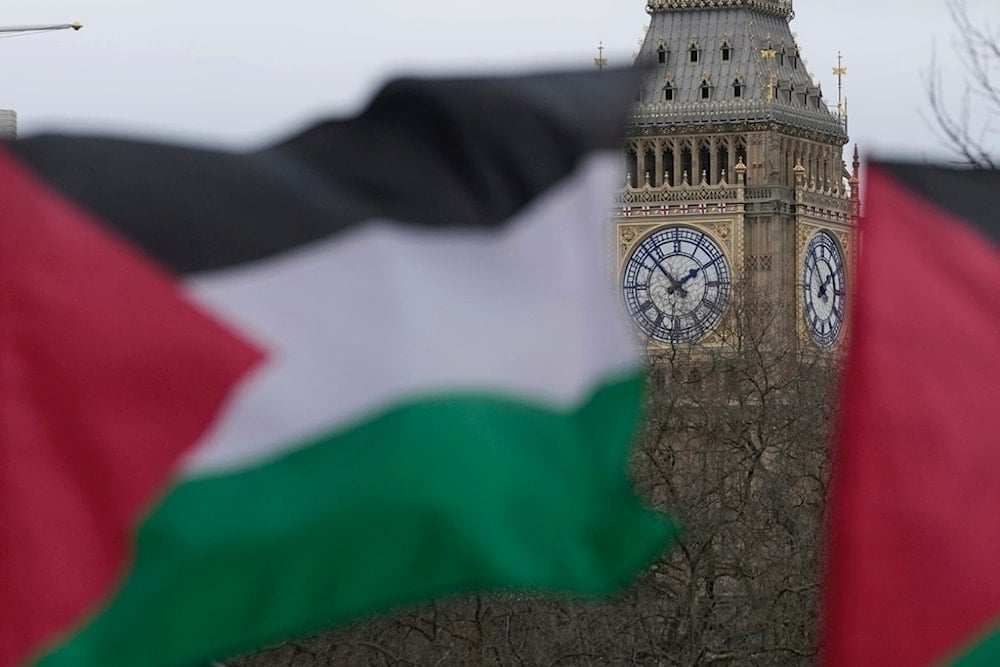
[817,270,835,302]
[656,263,681,288]
[679,268,700,286]
[652,260,689,298]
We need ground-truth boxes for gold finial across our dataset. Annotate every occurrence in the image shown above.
[832,52,848,78]
[594,42,608,70]
[833,51,847,121]
[760,33,776,60]
[760,43,777,103]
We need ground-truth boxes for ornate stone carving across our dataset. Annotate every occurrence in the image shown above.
[745,254,774,271]
[646,0,793,19]
[619,185,739,205]
[705,221,733,244]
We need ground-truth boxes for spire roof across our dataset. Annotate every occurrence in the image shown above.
[632,1,846,141]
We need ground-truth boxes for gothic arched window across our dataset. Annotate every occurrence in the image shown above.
[721,40,732,62]
[664,82,674,101]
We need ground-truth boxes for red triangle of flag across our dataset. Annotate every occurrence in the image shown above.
[0,148,263,666]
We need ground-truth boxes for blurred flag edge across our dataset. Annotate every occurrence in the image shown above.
[823,161,1000,666]
[0,68,676,667]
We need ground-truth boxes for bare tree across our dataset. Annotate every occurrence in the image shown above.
[927,0,1000,168]
[229,291,838,666]
[630,289,836,665]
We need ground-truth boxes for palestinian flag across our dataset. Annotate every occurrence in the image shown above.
[824,162,1000,665]
[0,69,675,667]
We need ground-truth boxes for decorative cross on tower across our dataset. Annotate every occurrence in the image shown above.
[594,42,608,70]
[833,51,848,121]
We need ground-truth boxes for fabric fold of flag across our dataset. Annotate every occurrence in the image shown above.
[824,162,1000,666]
[0,68,675,667]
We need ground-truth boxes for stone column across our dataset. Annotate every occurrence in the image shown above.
[709,136,718,185]
[727,135,737,182]
[673,138,683,187]
[636,139,647,186]
[654,139,664,187]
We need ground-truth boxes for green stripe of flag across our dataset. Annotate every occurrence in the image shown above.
[953,624,1000,666]
[39,373,674,667]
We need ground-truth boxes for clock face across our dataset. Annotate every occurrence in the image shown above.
[623,226,732,344]
[802,231,846,346]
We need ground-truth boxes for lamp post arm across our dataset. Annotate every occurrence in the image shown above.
[0,21,82,34]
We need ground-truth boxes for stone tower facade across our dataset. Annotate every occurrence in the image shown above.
[616,0,857,349]
[0,110,16,139]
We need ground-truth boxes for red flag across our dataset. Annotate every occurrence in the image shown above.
[824,162,1000,665]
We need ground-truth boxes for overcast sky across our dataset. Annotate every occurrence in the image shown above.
[0,0,993,162]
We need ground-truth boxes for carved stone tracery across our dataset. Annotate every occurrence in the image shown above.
[646,0,793,19]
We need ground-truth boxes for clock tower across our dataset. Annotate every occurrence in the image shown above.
[616,0,857,349]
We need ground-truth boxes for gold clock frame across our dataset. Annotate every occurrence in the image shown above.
[796,221,854,350]
[618,215,743,349]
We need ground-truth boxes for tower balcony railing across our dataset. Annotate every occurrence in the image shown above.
[744,185,794,202]
[615,177,854,221]
[797,185,854,218]
[736,182,853,213]
[631,100,772,126]
[618,177,740,206]
[646,0,793,20]
[630,98,847,140]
